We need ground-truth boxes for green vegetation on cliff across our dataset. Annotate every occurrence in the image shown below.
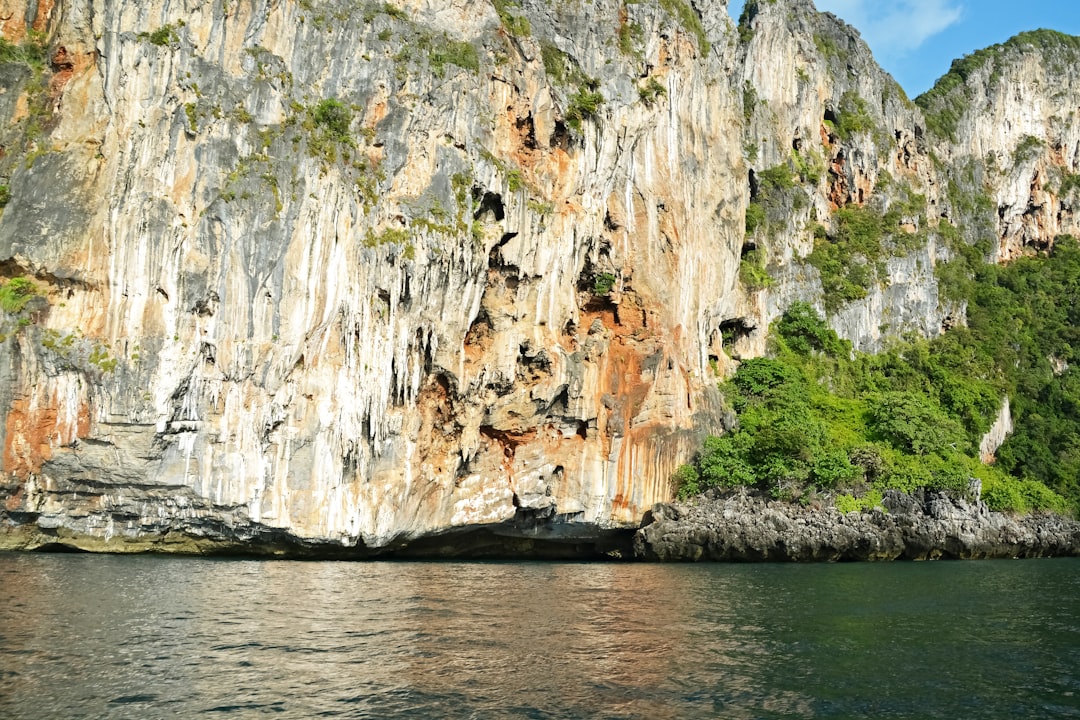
[805,179,927,312]
[0,277,39,314]
[916,29,1080,140]
[678,236,1080,516]
[658,0,709,55]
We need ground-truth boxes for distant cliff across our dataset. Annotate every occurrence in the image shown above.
[0,0,1077,556]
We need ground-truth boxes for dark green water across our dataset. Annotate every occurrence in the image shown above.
[1,554,1078,718]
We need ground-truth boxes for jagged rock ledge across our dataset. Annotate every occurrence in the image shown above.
[634,489,1080,561]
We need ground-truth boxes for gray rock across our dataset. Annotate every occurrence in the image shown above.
[634,489,1080,561]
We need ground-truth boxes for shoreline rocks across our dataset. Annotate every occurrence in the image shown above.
[6,487,1078,562]
[633,489,1080,561]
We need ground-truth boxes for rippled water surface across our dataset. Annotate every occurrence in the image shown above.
[1,554,1079,718]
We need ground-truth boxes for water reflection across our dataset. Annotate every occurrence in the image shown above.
[389,563,706,718]
[1,555,1078,719]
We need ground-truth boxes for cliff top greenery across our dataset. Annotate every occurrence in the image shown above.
[916,29,1080,139]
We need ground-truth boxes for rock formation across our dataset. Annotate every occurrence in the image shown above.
[0,0,1076,556]
[634,488,1080,561]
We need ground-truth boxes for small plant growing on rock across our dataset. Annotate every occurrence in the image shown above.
[835,490,883,513]
[658,0,709,55]
[745,202,765,234]
[364,226,410,248]
[311,98,352,140]
[541,42,567,84]
[89,343,118,373]
[0,276,39,314]
[638,77,667,105]
[1012,134,1044,164]
[506,169,525,192]
[0,35,47,69]
[140,22,182,48]
[834,90,874,140]
[492,0,530,37]
[592,272,617,296]
[618,19,644,58]
[566,82,604,132]
[430,40,479,76]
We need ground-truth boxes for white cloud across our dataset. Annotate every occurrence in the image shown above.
[815,0,963,59]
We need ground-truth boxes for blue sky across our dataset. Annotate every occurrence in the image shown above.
[728,0,1080,97]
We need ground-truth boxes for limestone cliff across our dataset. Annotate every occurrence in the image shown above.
[916,30,1080,261]
[730,0,951,355]
[0,0,1074,556]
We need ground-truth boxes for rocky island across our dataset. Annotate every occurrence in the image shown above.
[0,0,1078,559]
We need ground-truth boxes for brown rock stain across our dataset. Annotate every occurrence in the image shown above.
[0,0,57,42]
[48,44,92,97]
[479,425,537,478]
[4,398,56,478]
[10,94,29,124]
[415,372,459,479]
[4,483,25,511]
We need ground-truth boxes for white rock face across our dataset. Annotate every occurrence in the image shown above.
[0,0,1073,553]
[0,0,744,550]
[919,32,1080,260]
[979,397,1014,464]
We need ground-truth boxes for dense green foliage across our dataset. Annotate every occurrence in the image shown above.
[676,276,1080,515]
[147,25,179,46]
[565,84,605,132]
[0,35,47,69]
[958,238,1080,506]
[806,205,883,309]
[311,98,353,140]
[804,176,928,312]
[0,277,39,314]
[592,272,616,296]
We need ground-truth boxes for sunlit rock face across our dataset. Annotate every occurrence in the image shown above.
[0,0,1074,554]
[916,30,1080,261]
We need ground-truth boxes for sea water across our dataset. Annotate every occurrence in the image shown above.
[1,553,1078,718]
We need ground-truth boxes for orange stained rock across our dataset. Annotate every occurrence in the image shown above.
[3,385,90,479]
[31,0,54,33]
[0,0,56,41]
[4,398,56,478]
[48,45,93,97]
[10,94,29,124]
